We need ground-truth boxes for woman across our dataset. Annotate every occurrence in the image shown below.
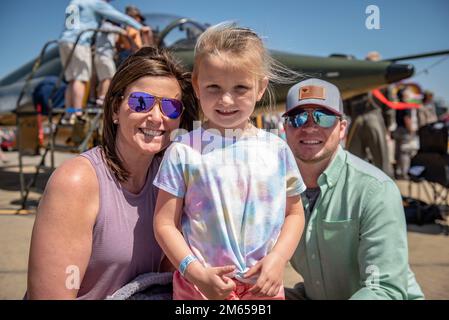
[27,47,197,299]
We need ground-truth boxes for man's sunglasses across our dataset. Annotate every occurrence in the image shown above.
[285,110,341,129]
[126,91,184,119]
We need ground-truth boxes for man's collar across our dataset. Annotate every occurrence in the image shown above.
[317,145,346,188]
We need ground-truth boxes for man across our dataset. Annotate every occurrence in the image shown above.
[345,52,394,177]
[283,78,424,300]
[116,5,154,66]
[124,5,154,47]
[393,87,419,179]
[94,20,125,106]
[418,90,438,128]
[59,0,151,122]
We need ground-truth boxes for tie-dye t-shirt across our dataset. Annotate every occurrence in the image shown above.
[153,127,305,283]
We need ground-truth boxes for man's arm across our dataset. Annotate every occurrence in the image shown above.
[351,180,409,300]
[92,0,143,30]
[99,22,126,35]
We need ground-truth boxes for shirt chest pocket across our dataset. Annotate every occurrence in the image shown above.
[320,219,359,277]
[321,219,358,246]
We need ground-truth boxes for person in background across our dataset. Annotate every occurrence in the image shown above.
[116,5,154,66]
[59,0,151,122]
[393,87,419,179]
[94,19,126,106]
[0,129,9,163]
[0,149,6,163]
[345,51,393,177]
[417,90,438,128]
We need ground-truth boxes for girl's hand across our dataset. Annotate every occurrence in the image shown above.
[244,252,287,297]
[192,265,236,300]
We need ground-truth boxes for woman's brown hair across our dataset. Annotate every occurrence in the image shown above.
[101,46,198,182]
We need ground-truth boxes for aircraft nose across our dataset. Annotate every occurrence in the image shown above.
[386,63,414,83]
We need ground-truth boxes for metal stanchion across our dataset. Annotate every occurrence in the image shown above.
[15,28,133,210]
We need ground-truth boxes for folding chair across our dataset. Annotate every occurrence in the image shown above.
[408,122,449,233]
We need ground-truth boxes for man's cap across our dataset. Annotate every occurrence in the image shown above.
[125,5,145,22]
[283,78,343,116]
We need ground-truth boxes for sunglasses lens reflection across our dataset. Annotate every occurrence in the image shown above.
[127,92,183,119]
[128,92,154,112]
[161,98,183,119]
[313,111,337,128]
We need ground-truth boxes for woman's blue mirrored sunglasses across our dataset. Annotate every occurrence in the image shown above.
[126,91,184,119]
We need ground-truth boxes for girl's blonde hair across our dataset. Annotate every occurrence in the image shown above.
[192,22,301,109]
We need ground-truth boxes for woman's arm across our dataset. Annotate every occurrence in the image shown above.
[153,190,235,299]
[246,195,305,296]
[27,157,99,299]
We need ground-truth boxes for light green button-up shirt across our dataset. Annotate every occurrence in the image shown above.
[290,146,424,300]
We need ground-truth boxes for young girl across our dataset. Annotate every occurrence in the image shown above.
[153,23,306,300]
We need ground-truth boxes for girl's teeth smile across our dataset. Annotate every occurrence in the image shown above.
[216,109,238,115]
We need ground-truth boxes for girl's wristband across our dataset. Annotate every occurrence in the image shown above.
[179,254,198,276]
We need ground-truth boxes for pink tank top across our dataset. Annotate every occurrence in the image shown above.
[77,147,163,299]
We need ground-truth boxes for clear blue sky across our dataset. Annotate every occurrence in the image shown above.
[1,0,448,103]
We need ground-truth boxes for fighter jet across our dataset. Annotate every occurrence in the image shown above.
[0,13,446,115]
